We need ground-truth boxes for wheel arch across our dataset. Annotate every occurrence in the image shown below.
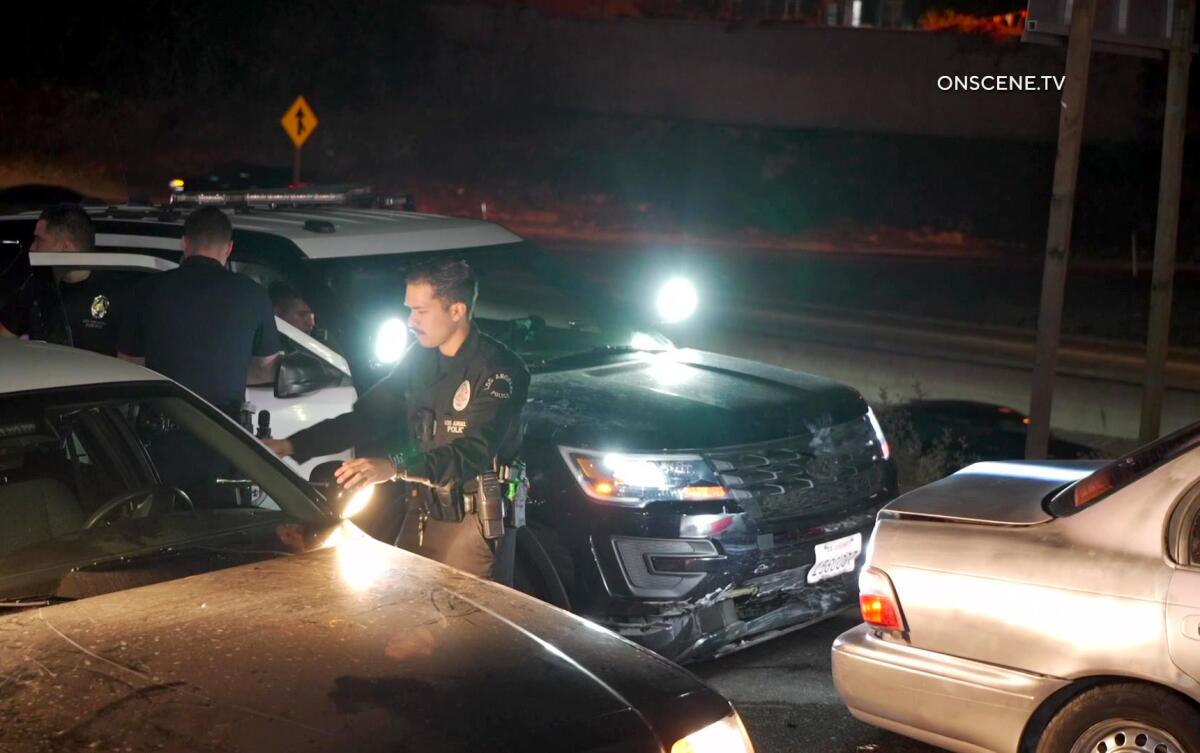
[1019,675,1200,753]
[514,525,571,610]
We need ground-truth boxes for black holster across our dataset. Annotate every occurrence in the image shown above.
[425,484,465,523]
[464,471,505,540]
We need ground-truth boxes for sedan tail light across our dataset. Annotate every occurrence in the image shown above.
[858,566,907,633]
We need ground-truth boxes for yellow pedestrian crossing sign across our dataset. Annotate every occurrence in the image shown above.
[281,96,318,148]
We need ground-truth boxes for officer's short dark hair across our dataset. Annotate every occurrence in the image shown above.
[38,204,94,251]
[183,207,233,251]
[406,259,478,314]
[268,280,303,310]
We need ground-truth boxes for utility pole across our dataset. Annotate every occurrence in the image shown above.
[1025,0,1099,460]
[1139,0,1197,443]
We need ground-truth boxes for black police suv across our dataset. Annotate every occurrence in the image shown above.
[0,196,897,662]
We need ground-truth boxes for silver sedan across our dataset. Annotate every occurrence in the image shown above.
[831,425,1200,753]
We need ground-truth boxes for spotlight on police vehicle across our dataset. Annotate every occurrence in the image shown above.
[373,317,409,364]
[655,277,698,324]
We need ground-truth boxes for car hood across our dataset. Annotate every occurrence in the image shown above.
[881,460,1107,526]
[0,528,730,753]
[527,348,866,450]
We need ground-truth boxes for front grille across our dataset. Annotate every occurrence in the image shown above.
[705,415,884,522]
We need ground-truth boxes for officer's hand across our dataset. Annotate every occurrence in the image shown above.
[335,457,396,491]
[262,438,294,457]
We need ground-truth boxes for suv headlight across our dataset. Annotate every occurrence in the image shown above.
[559,446,729,507]
[672,711,755,753]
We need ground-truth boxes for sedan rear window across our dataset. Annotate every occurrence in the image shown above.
[1048,421,1200,516]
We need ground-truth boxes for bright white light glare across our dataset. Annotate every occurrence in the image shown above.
[374,318,408,364]
[603,455,668,488]
[866,407,891,460]
[631,331,671,351]
[168,178,185,192]
[336,535,390,592]
[671,712,755,753]
[648,358,693,387]
[656,277,698,323]
[957,461,1093,483]
[341,485,375,519]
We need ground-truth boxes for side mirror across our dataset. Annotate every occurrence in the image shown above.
[275,350,338,399]
[307,460,373,519]
[309,460,341,487]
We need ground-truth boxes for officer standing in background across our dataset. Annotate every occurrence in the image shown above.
[263,259,530,583]
[0,204,129,356]
[116,207,282,505]
[118,207,282,418]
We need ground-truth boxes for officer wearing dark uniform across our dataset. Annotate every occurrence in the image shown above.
[118,208,281,507]
[0,204,130,356]
[118,207,282,419]
[265,259,530,582]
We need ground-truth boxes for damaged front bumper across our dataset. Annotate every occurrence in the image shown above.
[585,509,880,663]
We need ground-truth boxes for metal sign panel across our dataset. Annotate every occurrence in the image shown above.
[281,96,319,148]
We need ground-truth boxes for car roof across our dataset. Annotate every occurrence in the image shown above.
[0,339,163,393]
[0,205,524,260]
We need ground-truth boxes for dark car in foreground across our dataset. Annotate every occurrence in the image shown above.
[0,340,753,753]
[0,189,898,662]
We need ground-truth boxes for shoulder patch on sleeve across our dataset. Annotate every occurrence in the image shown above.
[482,372,514,400]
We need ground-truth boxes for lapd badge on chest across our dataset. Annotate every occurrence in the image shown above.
[453,380,471,412]
[90,295,110,320]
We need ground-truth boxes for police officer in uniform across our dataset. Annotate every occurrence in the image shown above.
[118,207,282,506]
[118,207,282,417]
[0,204,129,356]
[264,259,530,582]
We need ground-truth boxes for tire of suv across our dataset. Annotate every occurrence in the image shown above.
[1035,683,1200,753]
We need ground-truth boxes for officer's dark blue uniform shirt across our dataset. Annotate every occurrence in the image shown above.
[118,256,281,413]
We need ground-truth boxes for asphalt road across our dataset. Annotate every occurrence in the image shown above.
[691,612,942,753]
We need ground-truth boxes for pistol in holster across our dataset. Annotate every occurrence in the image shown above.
[463,461,528,541]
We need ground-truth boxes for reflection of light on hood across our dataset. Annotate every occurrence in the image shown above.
[631,331,672,351]
[956,461,1093,483]
[334,527,391,591]
[643,352,692,387]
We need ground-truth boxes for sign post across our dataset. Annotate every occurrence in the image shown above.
[280,96,319,185]
[1140,0,1196,442]
[1025,0,1196,446]
[1024,0,1099,460]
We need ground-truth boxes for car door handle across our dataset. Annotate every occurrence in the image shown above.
[1183,615,1200,640]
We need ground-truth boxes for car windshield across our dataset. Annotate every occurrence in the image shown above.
[305,243,672,374]
[1047,420,1200,516]
[0,383,331,606]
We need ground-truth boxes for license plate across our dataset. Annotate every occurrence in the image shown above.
[807,533,863,584]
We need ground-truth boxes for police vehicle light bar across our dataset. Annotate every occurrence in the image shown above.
[168,186,415,210]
